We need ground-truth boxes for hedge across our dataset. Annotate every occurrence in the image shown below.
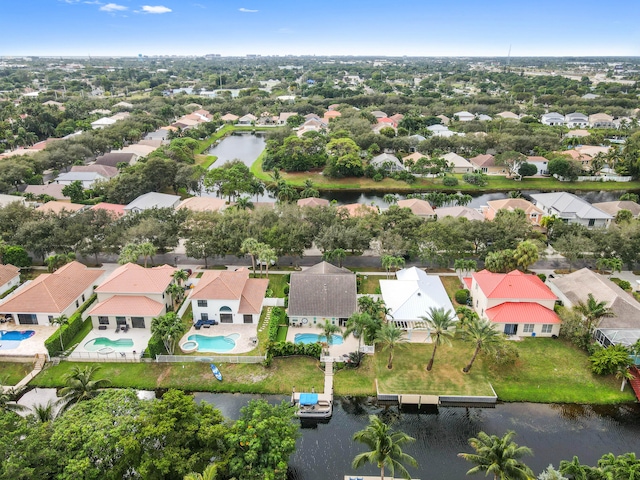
[146,335,167,358]
[45,294,97,357]
[267,307,287,342]
[266,341,322,359]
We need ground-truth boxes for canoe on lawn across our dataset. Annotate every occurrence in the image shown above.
[210,363,222,381]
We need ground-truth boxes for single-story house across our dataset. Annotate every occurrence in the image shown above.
[144,128,171,142]
[549,268,640,347]
[592,201,640,219]
[566,129,591,139]
[88,263,176,330]
[237,114,257,125]
[427,124,457,137]
[91,117,117,129]
[36,201,85,215]
[94,152,137,168]
[434,206,485,221]
[436,115,450,125]
[402,152,428,165]
[24,184,69,201]
[471,269,560,337]
[483,198,544,225]
[496,111,520,121]
[370,153,405,172]
[396,199,435,219]
[189,268,268,325]
[124,192,181,214]
[55,171,107,189]
[90,202,126,217]
[530,192,612,228]
[469,154,506,175]
[443,152,474,173]
[288,262,357,327]
[70,164,119,180]
[0,264,20,296]
[0,194,26,208]
[380,267,455,330]
[177,197,228,213]
[0,261,104,325]
[338,203,378,218]
[297,197,330,208]
[453,111,475,122]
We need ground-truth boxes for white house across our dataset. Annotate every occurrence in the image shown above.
[189,268,268,324]
[530,192,612,228]
[565,112,589,129]
[443,152,474,173]
[124,192,181,214]
[453,111,475,122]
[380,267,455,330]
[370,153,405,172]
[0,264,20,296]
[0,262,104,325]
[541,112,565,126]
[55,171,108,189]
[237,114,257,125]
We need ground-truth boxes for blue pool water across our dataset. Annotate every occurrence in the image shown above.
[188,334,240,353]
[84,337,134,352]
[294,333,344,345]
[0,330,35,341]
[0,330,36,350]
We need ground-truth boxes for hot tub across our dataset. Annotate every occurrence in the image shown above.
[180,340,199,353]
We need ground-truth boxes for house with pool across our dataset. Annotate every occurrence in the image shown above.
[87,263,177,330]
[0,261,104,326]
[189,268,268,324]
[0,264,20,296]
[288,262,357,328]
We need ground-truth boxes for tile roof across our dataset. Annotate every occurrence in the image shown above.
[177,197,227,212]
[88,295,165,317]
[435,206,485,221]
[96,263,176,294]
[0,264,20,286]
[443,152,473,168]
[469,154,495,167]
[486,198,544,217]
[530,192,612,220]
[90,203,126,216]
[473,270,557,300]
[24,184,69,200]
[94,152,136,167]
[124,192,181,211]
[36,201,85,214]
[70,164,119,178]
[486,302,560,324]
[297,197,330,208]
[397,198,435,217]
[0,262,103,314]
[592,201,640,217]
[288,262,357,318]
[338,204,378,217]
[190,268,268,314]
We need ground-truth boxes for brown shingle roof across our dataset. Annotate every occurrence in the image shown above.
[0,262,103,314]
[288,262,357,318]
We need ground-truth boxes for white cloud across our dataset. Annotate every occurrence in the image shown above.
[100,3,128,11]
[239,7,258,13]
[140,5,172,13]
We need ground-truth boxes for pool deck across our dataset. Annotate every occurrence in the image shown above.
[179,323,260,354]
[0,323,56,357]
[70,328,152,359]
[286,326,360,358]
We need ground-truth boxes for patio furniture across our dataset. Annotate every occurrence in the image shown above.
[123,325,129,333]
[98,325,107,330]
[203,324,211,328]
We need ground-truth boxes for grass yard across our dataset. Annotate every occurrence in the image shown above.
[357,275,380,294]
[194,154,218,168]
[276,325,288,342]
[0,362,34,386]
[485,338,635,403]
[31,356,324,394]
[265,274,289,298]
[440,275,466,307]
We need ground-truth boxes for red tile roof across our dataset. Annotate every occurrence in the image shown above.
[0,264,20,287]
[88,295,165,317]
[463,277,472,289]
[190,268,268,314]
[96,263,176,294]
[486,302,560,324]
[473,270,557,300]
[90,203,126,216]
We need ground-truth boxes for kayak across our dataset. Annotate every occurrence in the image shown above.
[210,363,222,381]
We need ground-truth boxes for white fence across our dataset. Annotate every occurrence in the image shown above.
[263,298,285,307]
[155,354,266,364]
[64,351,146,362]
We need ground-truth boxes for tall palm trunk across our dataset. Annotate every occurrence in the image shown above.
[427,341,438,371]
[387,347,393,369]
[381,464,385,480]
[463,345,481,373]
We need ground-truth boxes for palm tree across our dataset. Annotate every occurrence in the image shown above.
[184,464,219,480]
[118,243,140,265]
[344,312,373,353]
[258,245,277,278]
[321,319,342,346]
[381,255,394,279]
[234,196,254,210]
[173,269,188,286]
[0,386,27,414]
[51,314,69,352]
[137,242,157,268]
[166,283,184,307]
[615,364,634,392]
[573,293,614,334]
[462,318,503,373]
[249,179,265,203]
[57,365,111,413]
[420,307,457,371]
[383,194,399,205]
[241,238,260,276]
[31,400,56,423]
[352,415,418,480]
[559,456,592,480]
[458,430,534,480]
[331,248,347,268]
[375,323,407,370]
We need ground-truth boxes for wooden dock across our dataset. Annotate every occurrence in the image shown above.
[344,476,421,480]
[291,360,334,405]
[375,379,497,408]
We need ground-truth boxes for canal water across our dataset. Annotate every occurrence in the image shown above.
[205,133,628,207]
[18,389,640,479]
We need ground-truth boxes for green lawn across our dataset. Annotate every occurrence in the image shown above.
[32,356,324,394]
[357,275,380,294]
[276,325,288,342]
[485,338,635,403]
[265,274,288,298]
[440,275,466,307]
[0,362,34,386]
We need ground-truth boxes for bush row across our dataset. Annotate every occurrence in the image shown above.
[146,335,167,358]
[45,294,97,357]
[266,341,322,360]
[267,307,287,342]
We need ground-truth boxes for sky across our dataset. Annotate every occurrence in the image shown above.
[3,0,640,57]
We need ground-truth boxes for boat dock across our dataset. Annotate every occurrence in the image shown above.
[344,476,421,480]
[291,360,334,418]
[376,380,497,408]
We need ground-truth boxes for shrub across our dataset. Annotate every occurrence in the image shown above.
[589,345,631,375]
[463,172,488,186]
[146,335,167,358]
[537,273,547,283]
[454,289,470,304]
[266,341,322,359]
[45,294,97,357]
[283,285,290,295]
[611,277,632,291]
[373,173,384,182]
[442,176,459,187]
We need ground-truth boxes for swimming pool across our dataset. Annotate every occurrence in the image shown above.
[84,337,134,352]
[0,330,35,341]
[294,333,344,345]
[0,330,36,350]
[187,334,239,353]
